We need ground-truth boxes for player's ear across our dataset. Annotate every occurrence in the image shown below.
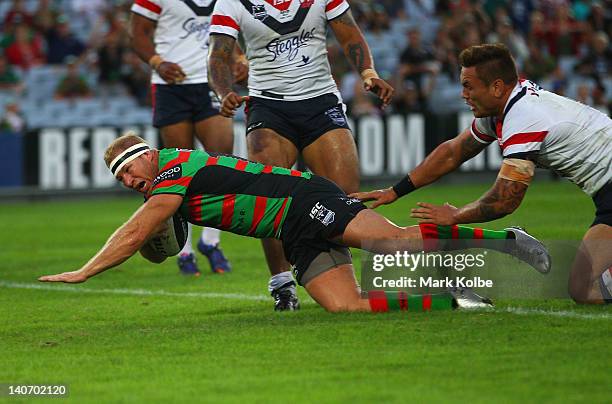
[492,78,505,98]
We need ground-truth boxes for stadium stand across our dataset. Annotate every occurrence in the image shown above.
[0,0,609,133]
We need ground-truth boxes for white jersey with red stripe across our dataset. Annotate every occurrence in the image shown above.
[210,0,348,101]
[131,0,216,84]
[470,79,612,196]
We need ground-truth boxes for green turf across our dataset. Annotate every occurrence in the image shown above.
[0,180,610,403]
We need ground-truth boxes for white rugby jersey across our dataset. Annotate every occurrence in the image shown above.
[210,0,348,100]
[131,0,216,84]
[470,79,612,196]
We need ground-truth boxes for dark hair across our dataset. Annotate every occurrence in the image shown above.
[459,43,518,85]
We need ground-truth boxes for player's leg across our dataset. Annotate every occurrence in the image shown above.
[193,112,234,273]
[247,126,300,310]
[568,224,612,304]
[336,209,550,272]
[302,128,360,194]
[303,263,458,312]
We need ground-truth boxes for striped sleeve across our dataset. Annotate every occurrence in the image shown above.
[326,0,350,20]
[210,0,240,38]
[470,118,496,144]
[499,105,549,157]
[131,0,162,21]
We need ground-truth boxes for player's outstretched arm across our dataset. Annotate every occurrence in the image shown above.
[208,34,248,117]
[39,195,183,283]
[410,159,534,225]
[328,10,393,106]
[351,128,487,207]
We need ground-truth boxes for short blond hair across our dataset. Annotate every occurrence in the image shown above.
[104,132,148,168]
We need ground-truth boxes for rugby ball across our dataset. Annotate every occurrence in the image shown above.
[147,213,188,257]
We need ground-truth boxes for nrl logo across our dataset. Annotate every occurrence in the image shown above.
[299,0,314,8]
[252,5,267,20]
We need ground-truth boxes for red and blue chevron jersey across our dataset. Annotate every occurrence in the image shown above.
[150,148,312,238]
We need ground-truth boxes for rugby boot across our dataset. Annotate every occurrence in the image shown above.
[504,226,551,274]
[198,240,231,273]
[177,253,201,277]
[448,286,494,309]
[271,281,300,311]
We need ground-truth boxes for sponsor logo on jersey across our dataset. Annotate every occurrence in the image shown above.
[252,5,268,20]
[309,202,335,226]
[180,18,211,43]
[325,106,347,126]
[153,165,183,186]
[265,27,315,62]
[296,54,310,67]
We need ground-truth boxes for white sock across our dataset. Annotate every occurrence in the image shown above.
[179,223,194,256]
[268,271,296,293]
[201,227,221,246]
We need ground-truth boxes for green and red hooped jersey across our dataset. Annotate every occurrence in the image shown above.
[150,149,312,239]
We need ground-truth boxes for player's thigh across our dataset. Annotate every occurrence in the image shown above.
[569,224,612,298]
[338,209,421,253]
[304,264,370,312]
[302,128,360,194]
[247,127,298,168]
[194,115,234,153]
[160,121,195,148]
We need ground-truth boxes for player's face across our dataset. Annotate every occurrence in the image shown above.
[115,153,156,194]
[460,67,499,118]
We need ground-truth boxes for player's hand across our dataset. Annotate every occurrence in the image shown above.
[220,92,249,117]
[156,61,187,84]
[410,202,458,225]
[349,188,398,209]
[38,270,88,283]
[364,77,394,108]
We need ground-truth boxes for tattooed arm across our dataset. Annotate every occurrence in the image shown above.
[409,127,488,188]
[208,34,248,117]
[328,10,393,105]
[208,34,237,99]
[410,175,530,225]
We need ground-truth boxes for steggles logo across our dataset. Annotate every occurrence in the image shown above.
[265,28,316,62]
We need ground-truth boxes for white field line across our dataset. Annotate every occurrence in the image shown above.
[502,306,612,320]
[0,280,269,302]
[1,281,611,320]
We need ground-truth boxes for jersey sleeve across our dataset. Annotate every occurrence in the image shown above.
[500,104,550,157]
[151,150,207,197]
[470,117,497,144]
[210,0,241,39]
[131,0,162,21]
[325,0,350,20]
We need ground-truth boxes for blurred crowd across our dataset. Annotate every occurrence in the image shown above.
[333,0,611,117]
[0,0,610,133]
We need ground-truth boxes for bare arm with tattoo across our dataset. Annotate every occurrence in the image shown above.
[351,128,487,207]
[208,34,248,117]
[328,10,393,105]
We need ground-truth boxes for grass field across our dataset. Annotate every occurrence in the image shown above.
[1,180,610,403]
